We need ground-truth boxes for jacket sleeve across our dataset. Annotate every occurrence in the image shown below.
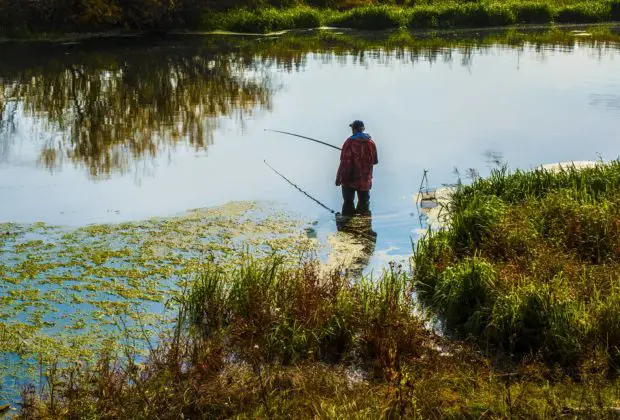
[371,140,378,165]
[335,140,353,186]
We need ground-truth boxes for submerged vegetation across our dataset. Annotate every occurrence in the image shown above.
[413,161,620,371]
[0,202,313,405]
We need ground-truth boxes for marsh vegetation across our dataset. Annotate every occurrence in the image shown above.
[414,162,620,370]
[1,0,620,35]
[18,243,620,418]
[205,2,620,33]
[10,162,620,418]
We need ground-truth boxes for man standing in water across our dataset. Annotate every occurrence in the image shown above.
[336,120,378,216]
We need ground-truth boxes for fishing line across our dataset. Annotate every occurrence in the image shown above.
[264,160,337,214]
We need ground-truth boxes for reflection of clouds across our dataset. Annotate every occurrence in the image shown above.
[590,94,620,111]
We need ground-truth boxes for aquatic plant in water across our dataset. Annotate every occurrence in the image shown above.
[0,201,314,403]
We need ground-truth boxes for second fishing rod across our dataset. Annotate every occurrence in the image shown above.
[265,129,342,151]
[264,128,340,214]
[264,122,376,216]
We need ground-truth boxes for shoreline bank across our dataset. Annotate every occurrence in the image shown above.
[203,3,620,33]
[1,3,620,40]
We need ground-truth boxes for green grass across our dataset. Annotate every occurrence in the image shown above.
[328,5,408,30]
[556,2,612,22]
[413,161,620,370]
[2,0,620,36]
[183,255,425,367]
[17,253,620,418]
[201,1,620,33]
[512,2,555,23]
[203,6,324,32]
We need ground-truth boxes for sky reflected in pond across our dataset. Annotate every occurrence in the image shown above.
[1,29,619,270]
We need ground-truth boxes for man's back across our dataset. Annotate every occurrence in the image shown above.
[336,132,378,192]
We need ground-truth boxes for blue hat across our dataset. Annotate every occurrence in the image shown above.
[349,120,365,130]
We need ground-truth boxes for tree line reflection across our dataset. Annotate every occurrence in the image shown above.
[0,39,273,178]
[1,28,618,178]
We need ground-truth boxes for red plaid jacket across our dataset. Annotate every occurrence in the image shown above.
[335,132,378,191]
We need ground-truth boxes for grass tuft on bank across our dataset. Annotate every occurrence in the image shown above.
[413,161,620,370]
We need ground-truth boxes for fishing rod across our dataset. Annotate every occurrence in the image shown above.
[265,129,341,151]
[264,160,336,214]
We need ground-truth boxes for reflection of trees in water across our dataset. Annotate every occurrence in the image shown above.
[1,31,618,177]
[234,33,480,72]
[0,97,19,164]
[246,46,507,74]
[0,43,273,178]
[246,47,467,71]
[242,28,620,73]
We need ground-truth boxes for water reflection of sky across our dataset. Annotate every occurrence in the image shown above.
[1,37,620,274]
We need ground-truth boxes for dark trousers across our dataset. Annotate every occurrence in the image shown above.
[341,186,370,216]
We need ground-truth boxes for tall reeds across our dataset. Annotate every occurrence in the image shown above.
[183,255,427,367]
[413,161,620,370]
[201,1,620,33]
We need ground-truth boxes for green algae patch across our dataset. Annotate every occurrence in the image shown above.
[0,201,315,402]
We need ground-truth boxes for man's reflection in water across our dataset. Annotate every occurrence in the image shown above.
[335,214,377,279]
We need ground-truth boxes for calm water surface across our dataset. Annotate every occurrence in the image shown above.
[1,29,620,270]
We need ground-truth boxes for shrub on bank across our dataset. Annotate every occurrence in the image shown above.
[405,6,440,27]
[612,0,620,19]
[511,2,554,23]
[206,6,322,32]
[555,2,611,22]
[413,162,620,369]
[328,5,407,29]
[0,0,209,34]
[486,3,518,25]
[436,3,513,28]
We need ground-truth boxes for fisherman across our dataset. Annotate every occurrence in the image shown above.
[335,120,378,216]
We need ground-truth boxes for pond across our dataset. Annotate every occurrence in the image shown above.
[1,26,620,407]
